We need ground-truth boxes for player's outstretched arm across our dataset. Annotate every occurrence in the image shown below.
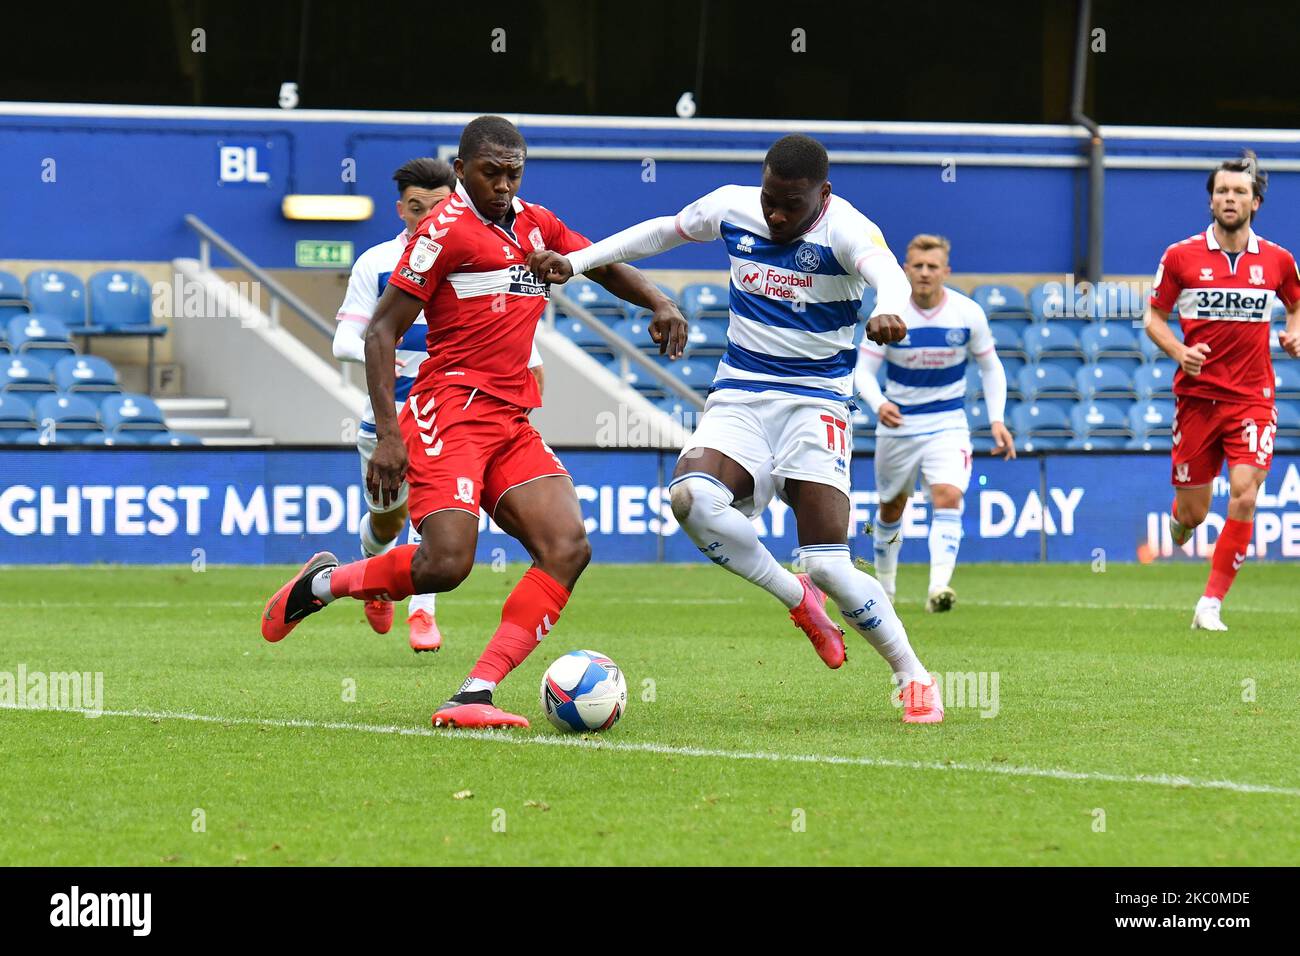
[363,284,422,508]
[527,217,688,283]
[587,263,689,359]
[1145,304,1209,375]
[851,245,910,346]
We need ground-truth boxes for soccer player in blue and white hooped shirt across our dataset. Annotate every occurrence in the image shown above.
[334,157,545,651]
[529,135,944,723]
[855,234,1015,614]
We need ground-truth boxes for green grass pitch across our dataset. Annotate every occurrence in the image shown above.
[1,561,1297,866]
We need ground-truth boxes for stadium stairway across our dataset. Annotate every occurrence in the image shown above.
[155,396,267,445]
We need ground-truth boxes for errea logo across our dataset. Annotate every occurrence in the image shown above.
[737,234,755,254]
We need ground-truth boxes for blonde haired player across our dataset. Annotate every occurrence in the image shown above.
[856,235,1014,612]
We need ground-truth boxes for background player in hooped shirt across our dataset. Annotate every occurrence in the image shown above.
[1145,151,1300,631]
[262,116,689,729]
[855,234,1015,613]
[333,157,544,652]
[529,134,946,724]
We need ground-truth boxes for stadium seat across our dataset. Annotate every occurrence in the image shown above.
[80,432,138,446]
[672,360,715,392]
[1134,362,1177,400]
[100,393,168,432]
[1018,363,1080,402]
[1273,434,1300,453]
[850,406,876,438]
[24,270,87,327]
[87,270,157,332]
[971,285,1030,322]
[1089,282,1143,321]
[34,393,101,431]
[1139,324,1180,363]
[1070,401,1132,437]
[990,320,1026,357]
[1022,323,1083,363]
[149,432,203,446]
[680,284,729,322]
[1127,435,1173,452]
[54,355,120,395]
[0,270,28,323]
[998,355,1026,384]
[2,355,56,393]
[6,314,76,360]
[1075,362,1136,401]
[560,281,626,320]
[1275,363,1300,399]
[1067,435,1129,451]
[554,316,613,355]
[1018,435,1071,452]
[1011,402,1074,438]
[1275,399,1300,435]
[612,317,653,351]
[687,319,728,354]
[1028,282,1092,330]
[1080,322,1142,363]
[1129,399,1176,438]
[0,393,36,431]
[970,435,998,454]
[604,356,662,396]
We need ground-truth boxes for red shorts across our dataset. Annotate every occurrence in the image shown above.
[1171,396,1277,486]
[400,383,569,528]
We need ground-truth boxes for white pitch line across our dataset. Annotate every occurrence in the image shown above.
[4,703,1298,798]
[0,597,746,610]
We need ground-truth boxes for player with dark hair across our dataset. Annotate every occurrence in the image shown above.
[265,117,689,727]
[1146,149,1300,630]
[528,133,946,723]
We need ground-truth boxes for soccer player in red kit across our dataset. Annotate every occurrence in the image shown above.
[1145,151,1300,631]
[260,116,688,726]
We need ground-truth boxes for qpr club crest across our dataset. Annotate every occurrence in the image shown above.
[795,243,821,272]
[945,328,969,347]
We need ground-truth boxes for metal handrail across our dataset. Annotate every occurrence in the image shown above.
[549,288,706,409]
[183,214,334,340]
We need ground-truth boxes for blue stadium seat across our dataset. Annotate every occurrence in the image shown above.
[1272,434,1300,453]
[1022,323,1083,363]
[0,393,36,431]
[970,435,997,454]
[1067,435,1130,451]
[998,355,1027,384]
[149,432,203,446]
[850,405,876,438]
[554,316,613,355]
[6,314,76,360]
[971,285,1029,321]
[1089,283,1144,321]
[687,319,728,354]
[1018,363,1080,402]
[1275,399,1300,435]
[88,270,157,332]
[672,360,716,392]
[656,395,703,425]
[34,393,101,431]
[680,284,729,322]
[1070,401,1132,437]
[0,270,28,323]
[2,355,56,393]
[1134,362,1177,400]
[54,355,120,394]
[1028,282,1092,330]
[1019,435,1071,452]
[612,318,653,351]
[1275,363,1300,398]
[1138,323,1181,363]
[1129,399,1176,438]
[1012,402,1073,438]
[1080,322,1142,363]
[1076,362,1136,401]
[990,320,1026,357]
[604,356,661,396]
[1127,435,1173,451]
[100,393,167,432]
[560,281,625,319]
[25,270,87,327]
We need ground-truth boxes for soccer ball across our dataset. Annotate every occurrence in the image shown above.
[540,650,627,733]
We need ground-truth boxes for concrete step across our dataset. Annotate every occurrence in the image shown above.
[156,397,230,418]
[165,416,254,438]
[200,436,276,447]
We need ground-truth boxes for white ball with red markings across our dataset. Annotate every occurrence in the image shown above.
[540,650,627,733]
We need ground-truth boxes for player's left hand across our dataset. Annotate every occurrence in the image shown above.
[526,251,573,284]
[990,421,1017,460]
[1280,329,1300,358]
[649,300,689,359]
[866,313,907,345]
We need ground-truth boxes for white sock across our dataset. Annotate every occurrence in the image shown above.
[872,515,903,599]
[310,567,337,604]
[670,473,803,609]
[403,524,436,616]
[360,511,400,558]
[458,676,496,696]
[928,508,963,592]
[796,544,931,685]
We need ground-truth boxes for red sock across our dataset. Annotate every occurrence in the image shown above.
[1205,518,1253,600]
[329,544,417,601]
[470,568,570,684]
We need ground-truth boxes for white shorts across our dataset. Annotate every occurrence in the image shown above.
[874,427,973,503]
[357,428,409,513]
[678,394,853,518]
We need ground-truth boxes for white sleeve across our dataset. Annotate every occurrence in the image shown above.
[854,344,887,415]
[831,207,910,317]
[332,316,367,363]
[334,253,377,363]
[968,303,1006,422]
[563,184,734,275]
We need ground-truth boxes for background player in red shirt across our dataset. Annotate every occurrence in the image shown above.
[1145,151,1300,630]
[261,116,689,727]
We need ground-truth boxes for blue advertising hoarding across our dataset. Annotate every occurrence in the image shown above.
[2,449,1299,565]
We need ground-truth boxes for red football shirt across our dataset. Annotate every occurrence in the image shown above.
[1150,225,1300,403]
[387,181,590,409]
